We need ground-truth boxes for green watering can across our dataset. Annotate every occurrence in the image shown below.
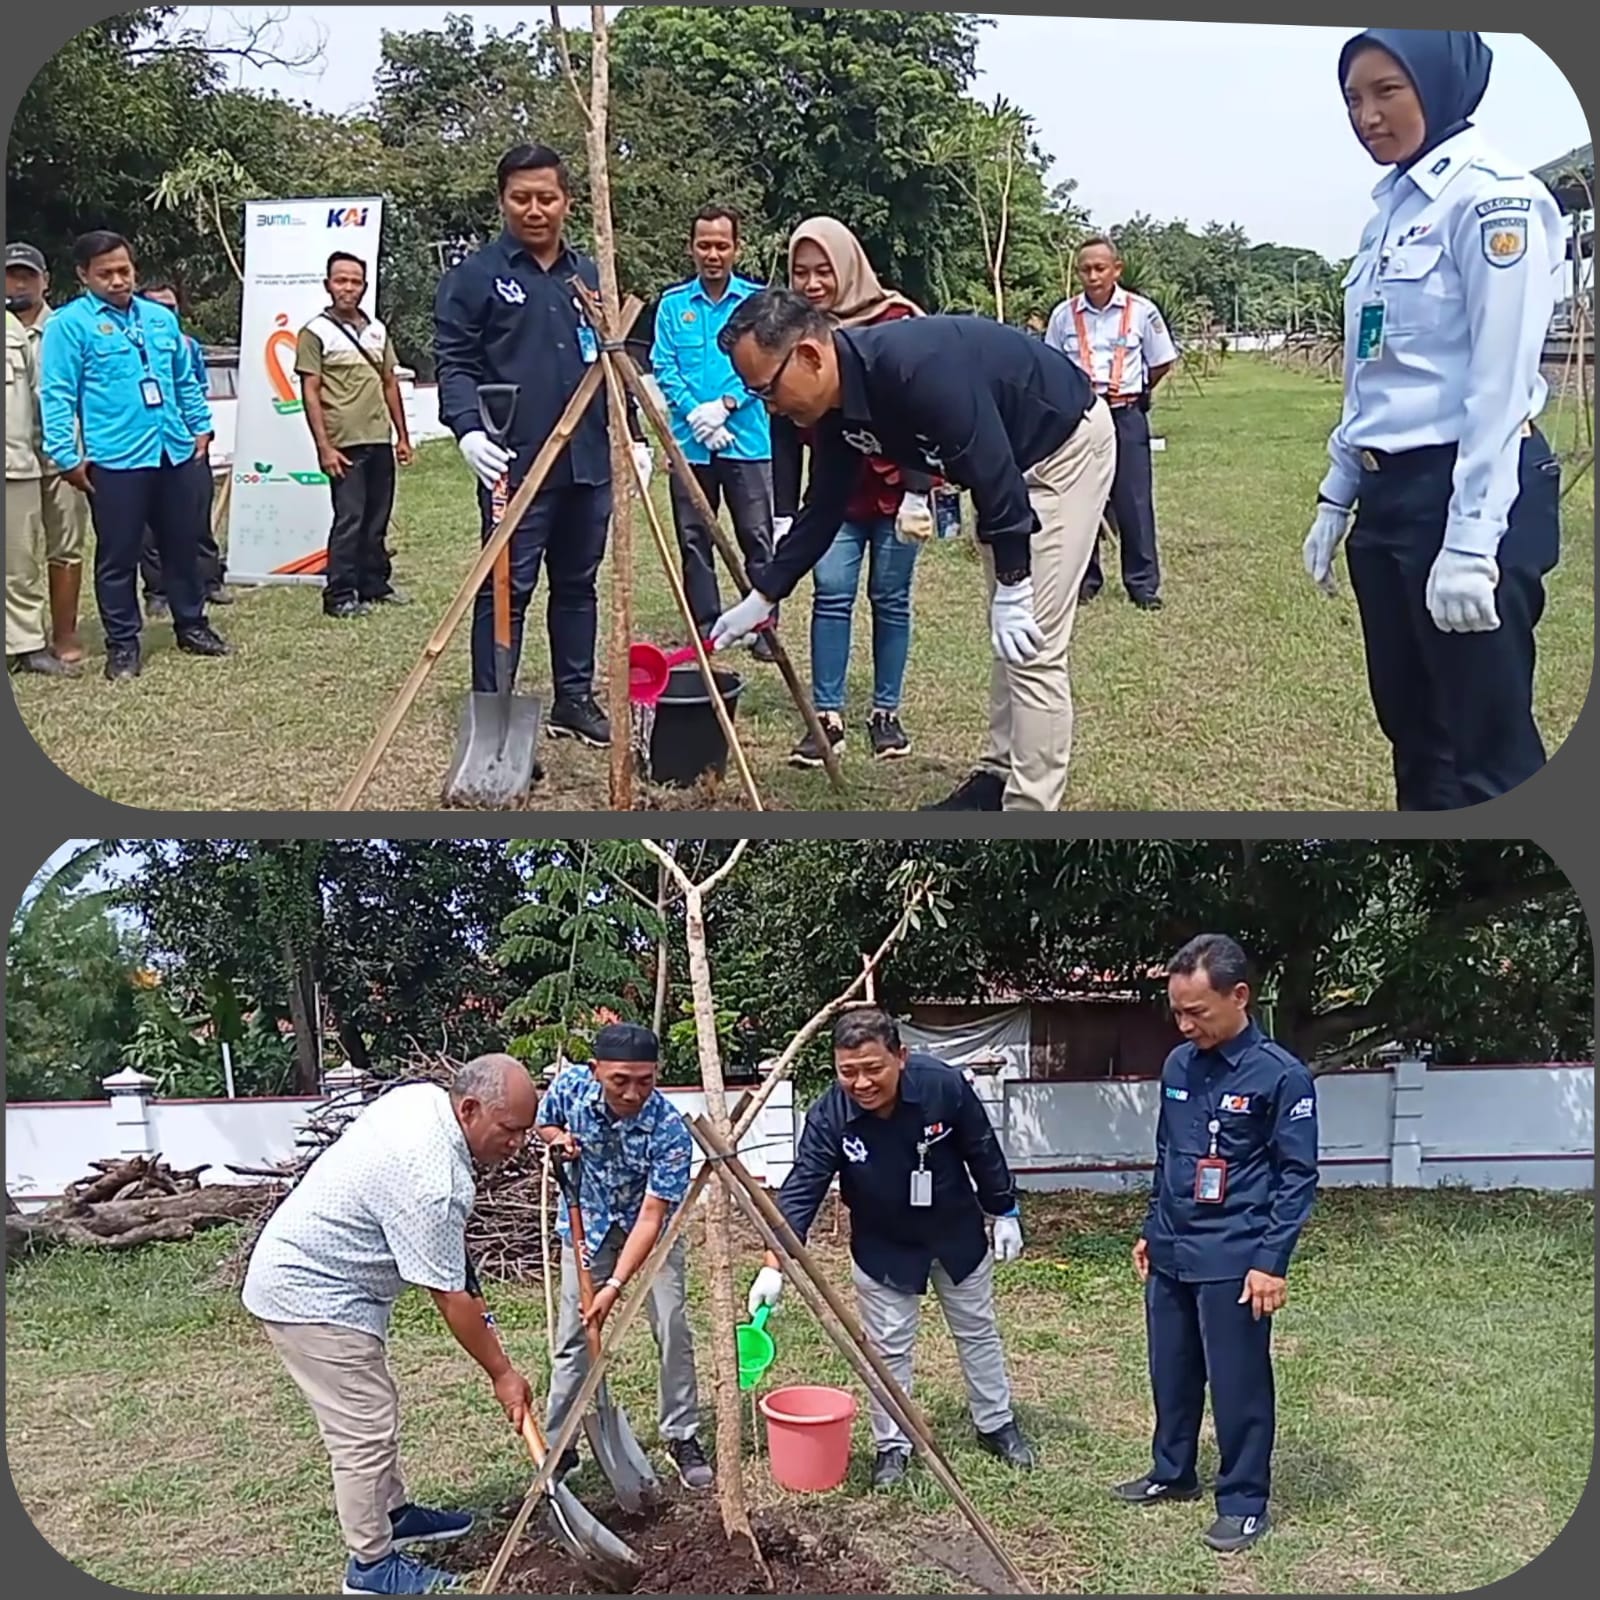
[737,1305,776,1391]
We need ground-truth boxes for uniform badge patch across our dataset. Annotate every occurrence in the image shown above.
[842,1135,868,1164]
[682,310,697,324]
[1289,1096,1314,1121]
[1481,217,1528,268]
[1476,196,1531,217]
[1220,1094,1252,1114]
[842,428,883,456]
[494,277,527,305]
[1164,1085,1188,1101]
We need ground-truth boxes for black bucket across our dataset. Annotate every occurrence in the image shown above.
[648,664,745,788]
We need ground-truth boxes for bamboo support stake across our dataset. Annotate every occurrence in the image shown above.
[602,351,764,809]
[611,349,847,793]
[691,1118,1035,1596]
[332,298,642,812]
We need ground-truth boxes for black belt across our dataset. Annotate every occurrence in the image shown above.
[1359,421,1532,474]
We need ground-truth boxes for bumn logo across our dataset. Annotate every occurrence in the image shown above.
[256,212,302,228]
[328,206,370,229]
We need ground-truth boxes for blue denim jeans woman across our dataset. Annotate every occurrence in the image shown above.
[809,514,920,726]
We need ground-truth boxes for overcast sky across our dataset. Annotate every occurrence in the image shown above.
[205,9,1590,260]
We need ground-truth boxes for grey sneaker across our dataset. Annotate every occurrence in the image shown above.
[666,1435,714,1490]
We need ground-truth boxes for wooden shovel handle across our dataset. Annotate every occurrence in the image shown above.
[492,485,512,651]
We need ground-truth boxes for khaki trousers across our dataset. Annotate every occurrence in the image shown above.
[977,398,1116,811]
[5,476,47,655]
[41,470,88,564]
[262,1320,407,1563]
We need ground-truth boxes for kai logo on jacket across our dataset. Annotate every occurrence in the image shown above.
[842,1135,868,1164]
[1289,1096,1315,1121]
[1219,1094,1252,1114]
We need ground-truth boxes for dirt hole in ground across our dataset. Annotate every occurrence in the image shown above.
[463,1496,894,1594]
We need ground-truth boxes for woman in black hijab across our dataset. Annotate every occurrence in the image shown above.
[1302,29,1566,812]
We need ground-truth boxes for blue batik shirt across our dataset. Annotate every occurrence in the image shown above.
[537,1064,693,1257]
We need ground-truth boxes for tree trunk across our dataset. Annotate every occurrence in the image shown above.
[681,883,758,1556]
[284,944,320,1094]
[584,6,635,812]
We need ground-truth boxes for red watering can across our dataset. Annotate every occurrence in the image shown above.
[628,622,772,706]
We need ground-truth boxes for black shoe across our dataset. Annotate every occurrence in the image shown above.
[145,595,171,621]
[665,1436,714,1491]
[176,624,233,658]
[366,586,411,607]
[789,712,845,770]
[1132,595,1163,612]
[554,1446,580,1481]
[1078,586,1101,605]
[548,695,610,747]
[206,585,235,605]
[975,1421,1036,1470]
[920,770,1004,811]
[751,629,776,663]
[9,649,78,678]
[1111,1475,1203,1506]
[105,643,142,681]
[325,598,372,620]
[867,710,911,761]
[1203,1512,1270,1553]
[871,1448,911,1490]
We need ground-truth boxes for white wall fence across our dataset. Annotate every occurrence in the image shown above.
[7,1060,1590,1212]
[5,1064,794,1212]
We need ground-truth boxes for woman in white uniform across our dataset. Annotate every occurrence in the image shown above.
[1302,29,1565,811]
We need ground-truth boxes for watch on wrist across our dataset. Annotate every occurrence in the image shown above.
[604,1276,624,1294]
[721,395,739,413]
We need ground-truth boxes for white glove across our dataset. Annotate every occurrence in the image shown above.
[710,589,777,653]
[895,492,934,544]
[687,401,727,444]
[706,425,735,454]
[990,579,1045,666]
[748,1266,784,1318]
[460,430,512,492]
[993,1213,1023,1264]
[773,516,793,545]
[630,442,653,497]
[1426,550,1500,633]
[1302,503,1352,597]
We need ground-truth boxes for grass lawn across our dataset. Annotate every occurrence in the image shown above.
[8,359,1593,812]
[5,1188,1593,1595]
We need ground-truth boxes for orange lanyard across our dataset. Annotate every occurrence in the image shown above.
[1071,295,1137,399]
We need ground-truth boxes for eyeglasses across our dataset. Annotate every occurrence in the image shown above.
[744,343,798,402]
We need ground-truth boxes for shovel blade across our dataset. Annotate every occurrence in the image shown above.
[441,691,543,808]
[582,1386,663,1513]
[544,1481,642,1590]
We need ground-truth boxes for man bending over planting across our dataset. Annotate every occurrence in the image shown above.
[243,1056,540,1596]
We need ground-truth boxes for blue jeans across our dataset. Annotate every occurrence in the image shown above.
[809,517,919,714]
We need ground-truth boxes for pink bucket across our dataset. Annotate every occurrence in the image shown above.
[758,1384,857,1493]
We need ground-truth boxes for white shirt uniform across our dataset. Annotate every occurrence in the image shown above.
[1043,288,1179,398]
[242,1083,476,1340]
[1319,128,1563,559]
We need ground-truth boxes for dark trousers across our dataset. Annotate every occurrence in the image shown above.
[668,457,776,632]
[1146,1269,1275,1518]
[141,463,224,599]
[1346,430,1560,811]
[90,458,210,646]
[324,444,397,609]
[471,480,611,699]
[1082,403,1159,602]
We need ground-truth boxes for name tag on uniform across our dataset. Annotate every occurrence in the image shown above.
[909,1169,933,1208]
[1194,1157,1227,1204]
[140,378,163,408]
[1355,300,1385,362]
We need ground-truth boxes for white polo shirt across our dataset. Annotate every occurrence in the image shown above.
[242,1083,477,1340]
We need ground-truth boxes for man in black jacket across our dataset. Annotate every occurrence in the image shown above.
[711,289,1116,812]
[747,1007,1036,1488]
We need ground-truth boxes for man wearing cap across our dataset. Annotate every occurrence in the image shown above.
[6,242,89,669]
[535,1022,713,1492]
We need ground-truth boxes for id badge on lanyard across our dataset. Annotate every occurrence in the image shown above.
[1194,1118,1227,1204]
[1355,299,1386,363]
[910,1141,933,1208]
[572,297,599,365]
[140,378,163,409]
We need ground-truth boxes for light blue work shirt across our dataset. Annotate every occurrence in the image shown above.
[1319,128,1564,559]
[650,273,771,465]
[39,292,213,474]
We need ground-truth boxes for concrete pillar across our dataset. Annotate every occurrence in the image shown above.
[1389,1057,1427,1188]
[101,1067,158,1161]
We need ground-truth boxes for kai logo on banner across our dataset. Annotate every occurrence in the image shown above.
[328,206,370,229]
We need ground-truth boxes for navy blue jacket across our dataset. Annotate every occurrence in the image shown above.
[774,1053,1018,1295]
[433,232,633,491]
[752,315,1096,600]
[1141,1022,1320,1283]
